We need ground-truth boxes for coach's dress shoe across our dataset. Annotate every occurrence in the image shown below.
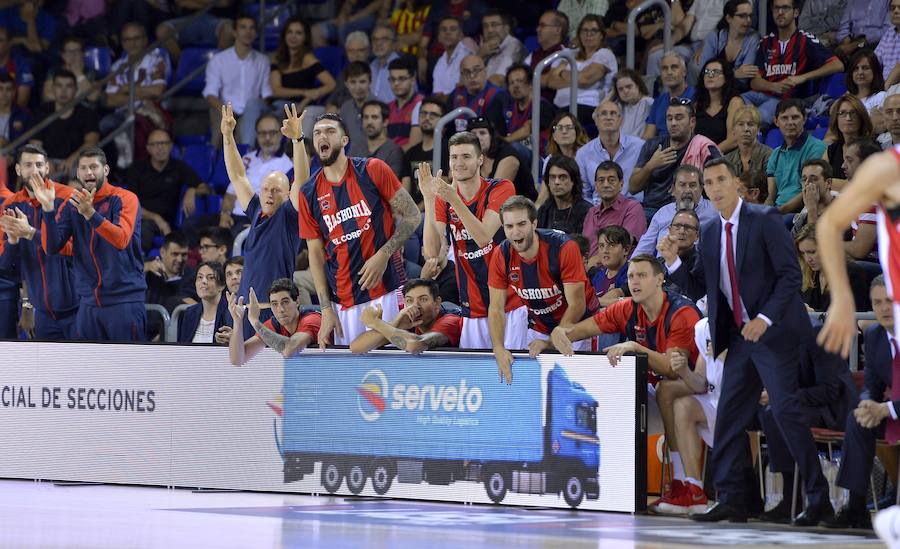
[792,502,835,526]
[690,501,747,523]
[758,499,794,524]
[823,505,873,529]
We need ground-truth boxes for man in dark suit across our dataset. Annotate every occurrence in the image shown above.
[657,157,831,524]
[826,275,897,529]
[758,323,857,523]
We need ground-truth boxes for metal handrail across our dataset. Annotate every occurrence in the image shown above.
[626,0,672,70]
[432,107,477,173]
[759,0,767,38]
[145,304,172,342]
[233,227,251,256]
[531,49,579,183]
[169,303,192,343]
[0,5,217,157]
[808,311,876,371]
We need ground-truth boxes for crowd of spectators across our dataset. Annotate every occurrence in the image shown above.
[1,0,900,529]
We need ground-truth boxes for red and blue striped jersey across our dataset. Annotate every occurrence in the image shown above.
[754,30,838,99]
[434,177,518,318]
[489,229,600,335]
[298,157,406,309]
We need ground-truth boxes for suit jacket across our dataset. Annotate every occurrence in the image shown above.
[861,323,898,409]
[670,201,812,355]
[177,296,231,344]
[798,324,858,430]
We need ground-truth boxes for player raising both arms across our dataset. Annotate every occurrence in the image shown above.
[298,113,421,347]
[817,147,900,354]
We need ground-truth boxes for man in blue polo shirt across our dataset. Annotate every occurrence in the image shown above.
[766,99,827,214]
[220,103,309,339]
[642,52,694,140]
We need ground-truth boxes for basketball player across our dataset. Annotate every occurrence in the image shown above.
[418,131,528,350]
[298,113,421,347]
[488,195,600,383]
[817,148,900,353]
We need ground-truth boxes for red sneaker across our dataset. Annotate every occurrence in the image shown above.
[649,480,685,514]
[658,481,709,515]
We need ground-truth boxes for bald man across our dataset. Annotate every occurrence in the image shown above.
[221,103,310,339]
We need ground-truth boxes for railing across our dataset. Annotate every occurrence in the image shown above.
[758,0,767,38]
[808,311,876,371]
[626,0,672,70]
[233,227,251,256]
[145,303,173,343]
[169,303,192,343]
[432,107,477,173]
[531,49,579,183]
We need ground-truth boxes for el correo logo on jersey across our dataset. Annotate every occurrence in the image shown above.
[356,369,483,422]
[323,200,372,232]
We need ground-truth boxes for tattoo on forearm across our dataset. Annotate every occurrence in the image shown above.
[382,190,421,255]
[389,335,409,350]
[253,321,290,352]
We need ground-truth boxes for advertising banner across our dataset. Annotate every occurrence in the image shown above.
[0,343,646,513]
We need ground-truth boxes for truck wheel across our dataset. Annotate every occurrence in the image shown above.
[321,461,344,494]
[371,461,394,495]
[346,464,367,495]
[563,476,585,508]
[483,466,508,504]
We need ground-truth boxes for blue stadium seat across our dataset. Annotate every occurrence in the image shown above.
[84,46,112,78]
[182,144,215,181]
[174,47,215,96]
[764,127,784,148]
[170,145,182,160]
[314,46,347,79]
[524,36,539,53]
[812,126,827,140]
[210,144,250,193]
[176,134,210,147]
[822,73,848,99]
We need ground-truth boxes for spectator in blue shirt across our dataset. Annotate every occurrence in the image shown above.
[643,51,695,140]
[0,0,58,55]
[0,27,34,110]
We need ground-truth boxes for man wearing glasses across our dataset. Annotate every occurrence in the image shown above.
[451,54,508,132]
[403,96,448,209]
[479,10,527,87]
[431,16,477,97]
[577,100,645,204]
[743,0,844,125]
[386,57,424,152]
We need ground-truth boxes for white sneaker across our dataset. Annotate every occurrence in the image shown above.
[874,506,900,548]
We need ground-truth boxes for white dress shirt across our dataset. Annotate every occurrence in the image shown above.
[666,199,771,326]
[203,47,273,115]
[889,333,899,419]
[432,42,476,96]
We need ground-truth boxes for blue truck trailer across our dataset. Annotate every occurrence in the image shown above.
[280,353,601,508]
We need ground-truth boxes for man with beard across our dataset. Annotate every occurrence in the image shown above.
[33,146,147,341]
[536,155,593,235]
[419,132,528,350]
[298,112,421,347]
[403,96,447,208]
[362,100,405,176]
[634,165,717,256]
[450,54,508,132]
[0,144,77,339]
[221,103,308,340]
[349,278,463,354]
[498,64,553,152]
[490,196,601,383]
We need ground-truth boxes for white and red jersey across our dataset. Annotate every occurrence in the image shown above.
[875,202,900,342]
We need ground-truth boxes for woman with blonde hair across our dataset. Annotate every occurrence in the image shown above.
[795,223,868,312]
[723,104,772,176]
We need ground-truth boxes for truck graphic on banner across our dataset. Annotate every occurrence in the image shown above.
[279,354,600,508]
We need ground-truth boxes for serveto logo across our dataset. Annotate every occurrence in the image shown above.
[356,369,484,422]
[357,369,388,422]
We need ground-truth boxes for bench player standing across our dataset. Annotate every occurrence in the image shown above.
[298,113,421,347]
[488,195,601,383]
[418,131,528,350]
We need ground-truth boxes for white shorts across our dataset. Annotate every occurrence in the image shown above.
[460,306,529,350]
[525,329,595,352]
[691,392,718,448]
[334,289,401,346]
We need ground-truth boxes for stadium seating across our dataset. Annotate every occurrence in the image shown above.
[210,143,250,193]
[314,46,347,79]
[173,47,216,97]
[84,46,112,78]
[764,127,784,149]
[182,143,216,182]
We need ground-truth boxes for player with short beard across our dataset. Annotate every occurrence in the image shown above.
[298,112,421,347]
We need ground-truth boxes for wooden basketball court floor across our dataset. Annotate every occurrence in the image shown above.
[0,479,884,548]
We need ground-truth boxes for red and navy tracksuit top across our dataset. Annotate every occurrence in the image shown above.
[0,181,78,317]
[0,183,19,302]
[42,181,147,306]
